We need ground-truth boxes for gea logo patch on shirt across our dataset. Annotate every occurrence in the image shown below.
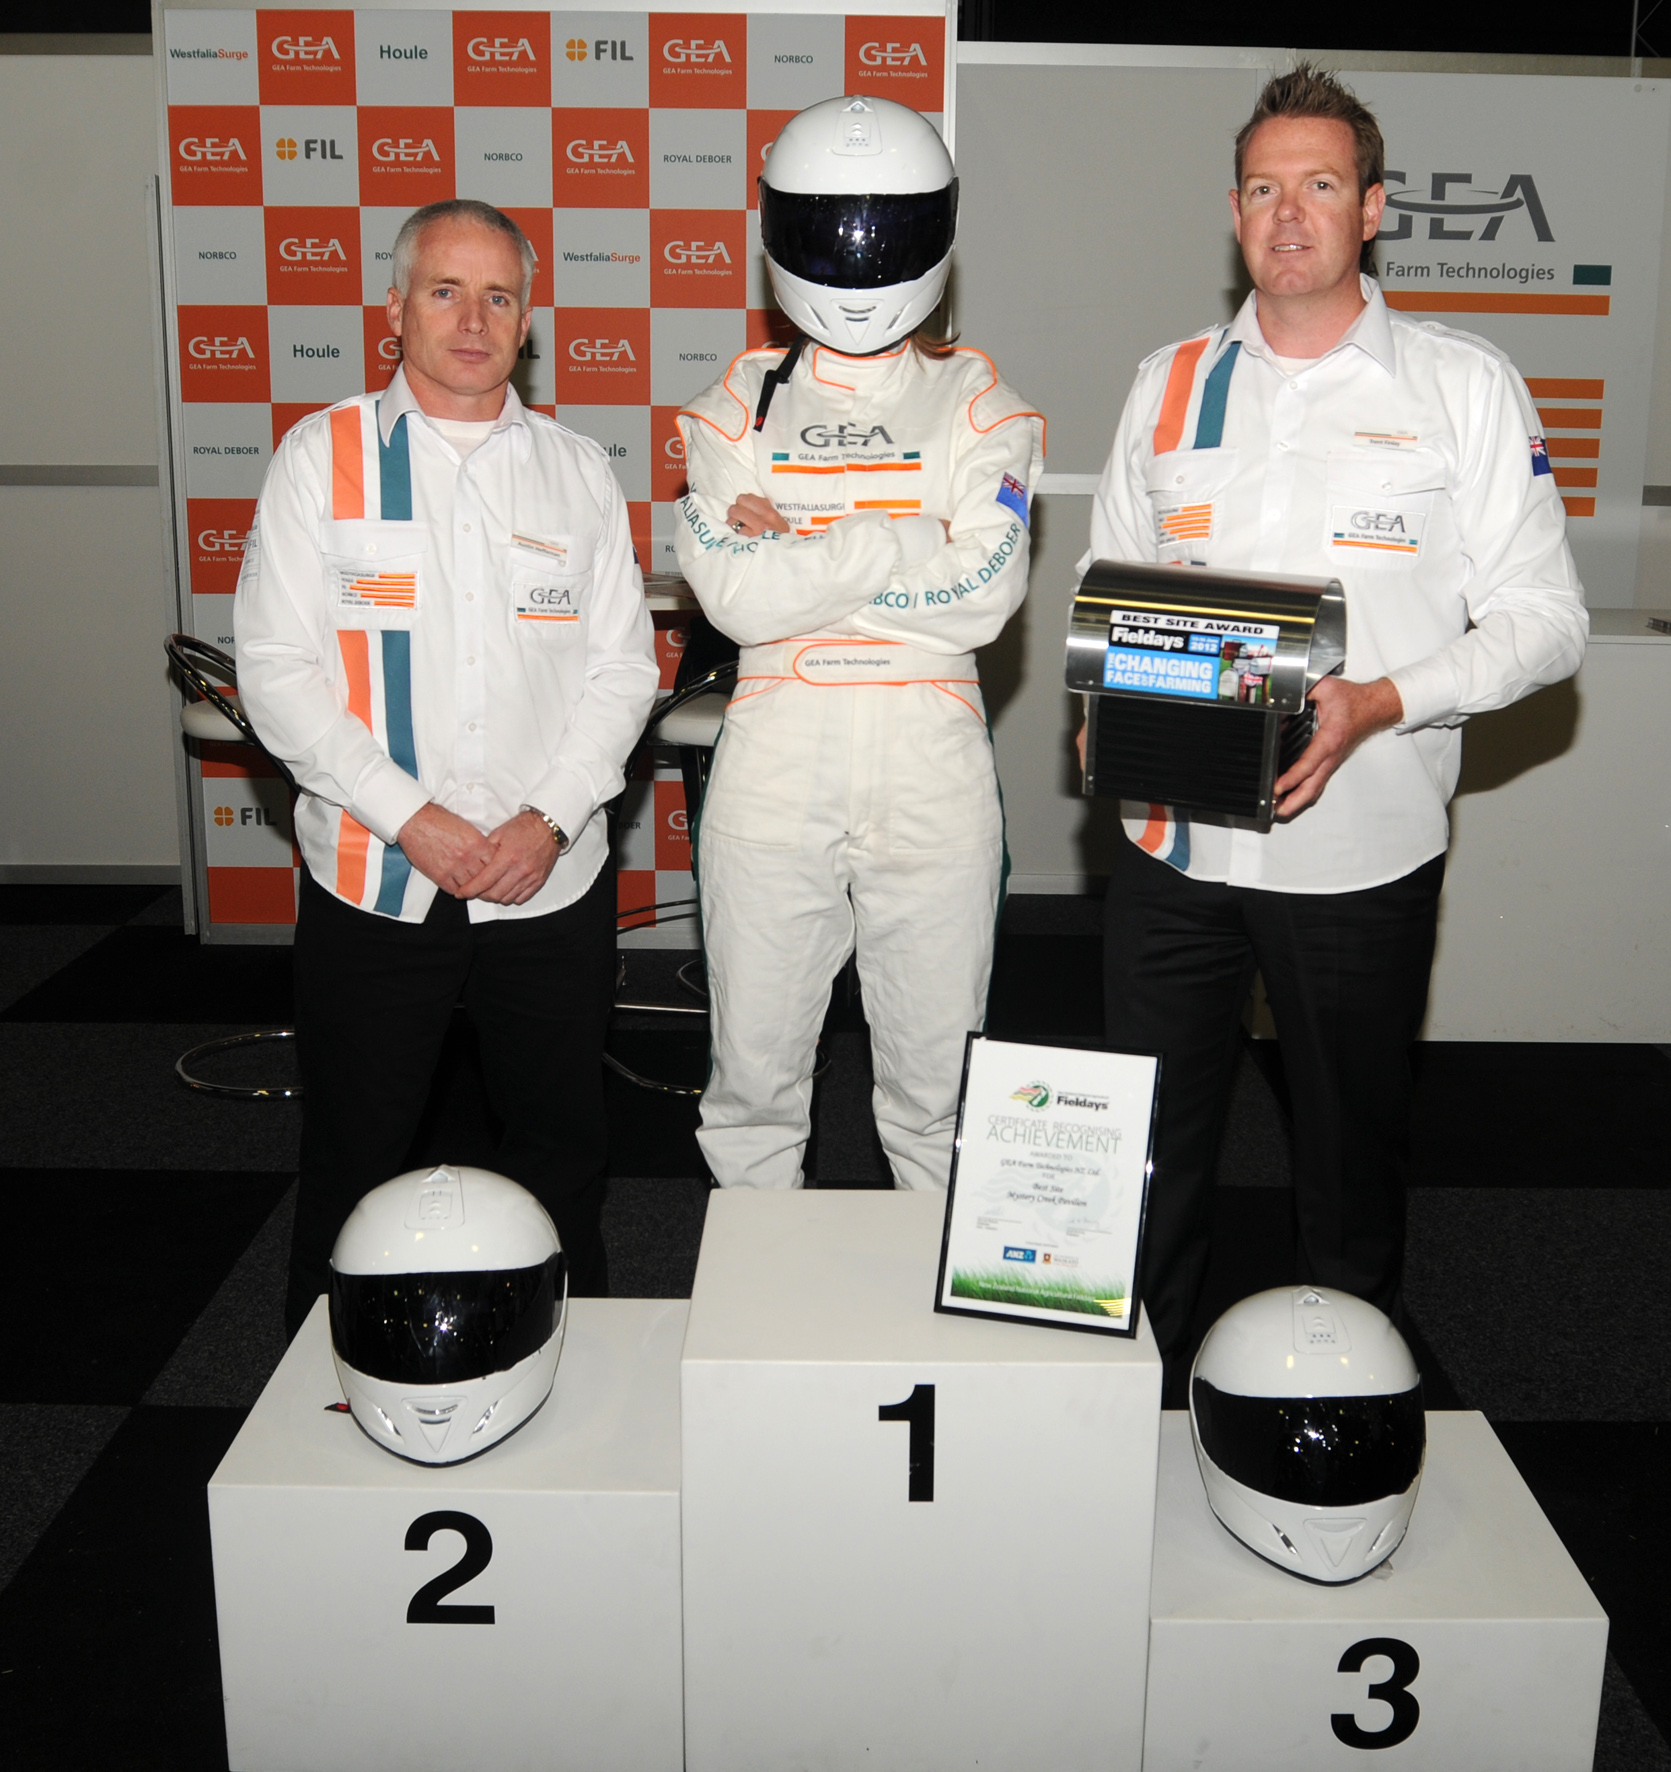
[515,579,581,621]
[1329,504,1424,556]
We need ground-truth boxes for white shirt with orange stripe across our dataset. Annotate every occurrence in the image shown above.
[1080,278,1588,894]
[234,369,659,923]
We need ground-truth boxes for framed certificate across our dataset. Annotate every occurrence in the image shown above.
[934,1035,1160,1337]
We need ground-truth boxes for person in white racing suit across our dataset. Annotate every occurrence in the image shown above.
[674,95,1045,1191]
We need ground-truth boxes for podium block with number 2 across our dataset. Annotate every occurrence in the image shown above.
[209,1298,686,1772]
[680,1190,1164,1772]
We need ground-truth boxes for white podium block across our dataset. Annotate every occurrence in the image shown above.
[681,1189,1163,1772]
[210,1297,687,1772]
[1145,1411,1607,1772]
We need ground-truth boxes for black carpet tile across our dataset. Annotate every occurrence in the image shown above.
[1406,1188,1671,1420]
[0,1026,304,1171]
[4,1169,294,1405]
[0,1405,128,1589]
[0,926,114,1014]
[0,885,173,926]
[1,925,295,1025]
[1497,1422,1671,1750]
[0,1405,247,1772]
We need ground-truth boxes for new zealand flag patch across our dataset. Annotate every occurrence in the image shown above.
[1530,435,1552,477]
[996,471,1030,524]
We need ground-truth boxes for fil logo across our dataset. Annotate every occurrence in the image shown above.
[567,138,634,164]
[213,804,278,826]
[270,34,340,61]
[663,38,731,62]
[663,239,731,265]
[373,137,442,164]
[569,337,636,362]
[1378,170,1553,243]
[858,40,929,67]
[178,137,247,163]
[800,422,894,448]
[466,35,537,62]
[188,335,256,361]
[279,236,347,263]
[197,529,248,553]
[276,137,344,161]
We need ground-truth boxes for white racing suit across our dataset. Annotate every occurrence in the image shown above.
[674,341,1045,1189]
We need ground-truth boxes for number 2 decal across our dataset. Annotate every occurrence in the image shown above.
[1332,1637,1420,1748]
[878,1384,935,1502]
[405,1511,495,1625]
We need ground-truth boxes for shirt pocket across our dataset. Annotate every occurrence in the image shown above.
[318,519,429,629]
[507,533,593,635]
[1145,448,1239,565]
[1323,449,1446,570]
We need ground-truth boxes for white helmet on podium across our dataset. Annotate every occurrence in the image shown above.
[759,95,957,355]
[1189,1286,1426,1583]
[329,1166,567,1466]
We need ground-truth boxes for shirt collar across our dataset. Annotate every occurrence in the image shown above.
[377,366,533,459]
[1224,274,1396,376]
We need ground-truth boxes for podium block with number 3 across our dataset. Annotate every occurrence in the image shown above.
[209,1298,686,1772]
[1144,1412,1607,1771]
[680,1190,1164,1772]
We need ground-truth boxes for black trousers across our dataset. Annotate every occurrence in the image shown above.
[1103,835,1444,1393]
[286,861,617,1336]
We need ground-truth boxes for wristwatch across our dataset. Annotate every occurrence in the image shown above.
[520,805,568,852]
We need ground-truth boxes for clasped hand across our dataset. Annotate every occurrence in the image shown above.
[395,803,558,905]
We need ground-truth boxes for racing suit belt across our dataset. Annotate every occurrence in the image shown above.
[738,636,978,689]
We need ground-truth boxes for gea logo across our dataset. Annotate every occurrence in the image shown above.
[378,336,403,362]
[279,236,347,263]
[668,809,689,833]
[569,337,636,362]
[662,38,731,62]
[373,137,442,164]
[178,137,246,163]
[858,40,928,67]
[800,422,894,448]
[270,34,340,61]
[466,35,537,62]
[197,529,248,553]
[663,240,731,265]
[567,138,634,164]
[664,435,686,461]
[188,335,257,361]
[1378,171,1554,243]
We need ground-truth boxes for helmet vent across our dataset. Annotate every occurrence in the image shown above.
[833,100,881,157]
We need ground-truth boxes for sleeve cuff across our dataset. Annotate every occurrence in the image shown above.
[1387,659,1458,733]
[351,758,430,846]
[891,513,945,569]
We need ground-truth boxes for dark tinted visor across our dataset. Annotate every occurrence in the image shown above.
[759,180,958,290]
[331,1252,566,1386]
[1193,1377,1425,1507]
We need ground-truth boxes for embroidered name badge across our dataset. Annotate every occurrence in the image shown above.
[1353,430,1420,451]
[995,471,1029,525]
[1329,504,1423,556]
[1155,502,1213,547]
[337,568,418,611]
[512,532,571,567]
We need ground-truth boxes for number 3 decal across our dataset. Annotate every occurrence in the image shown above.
[405,1510,495,1625]
[1332,1637,1420,1748]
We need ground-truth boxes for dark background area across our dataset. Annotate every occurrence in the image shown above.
[7,0,1664,61]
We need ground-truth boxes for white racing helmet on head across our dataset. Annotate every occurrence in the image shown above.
[329,1165,567,1466]
[759,95,956,355]
[1189,1285,1426,1584]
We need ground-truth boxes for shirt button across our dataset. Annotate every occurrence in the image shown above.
[462,522,472,533]
[1288,381,1300,391]
[468,722,477,733]
[465,592,475,601]
[466,655,476,665]
[1174,475,1185,486]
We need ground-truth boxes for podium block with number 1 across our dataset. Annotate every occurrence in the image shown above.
[680,1190,1163,1772]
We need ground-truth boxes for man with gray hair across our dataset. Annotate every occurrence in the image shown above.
[236,199,659,1335]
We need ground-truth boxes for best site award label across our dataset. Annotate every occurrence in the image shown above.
[935,1036,1158,1337]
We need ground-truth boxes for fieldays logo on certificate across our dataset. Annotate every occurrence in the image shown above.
[938,1036,1157,1333]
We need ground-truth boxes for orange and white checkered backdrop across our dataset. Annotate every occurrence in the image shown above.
[158,1,953,936]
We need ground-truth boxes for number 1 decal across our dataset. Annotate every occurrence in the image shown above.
[1332,1637,1420,1748]
[878,1383,935,1502]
